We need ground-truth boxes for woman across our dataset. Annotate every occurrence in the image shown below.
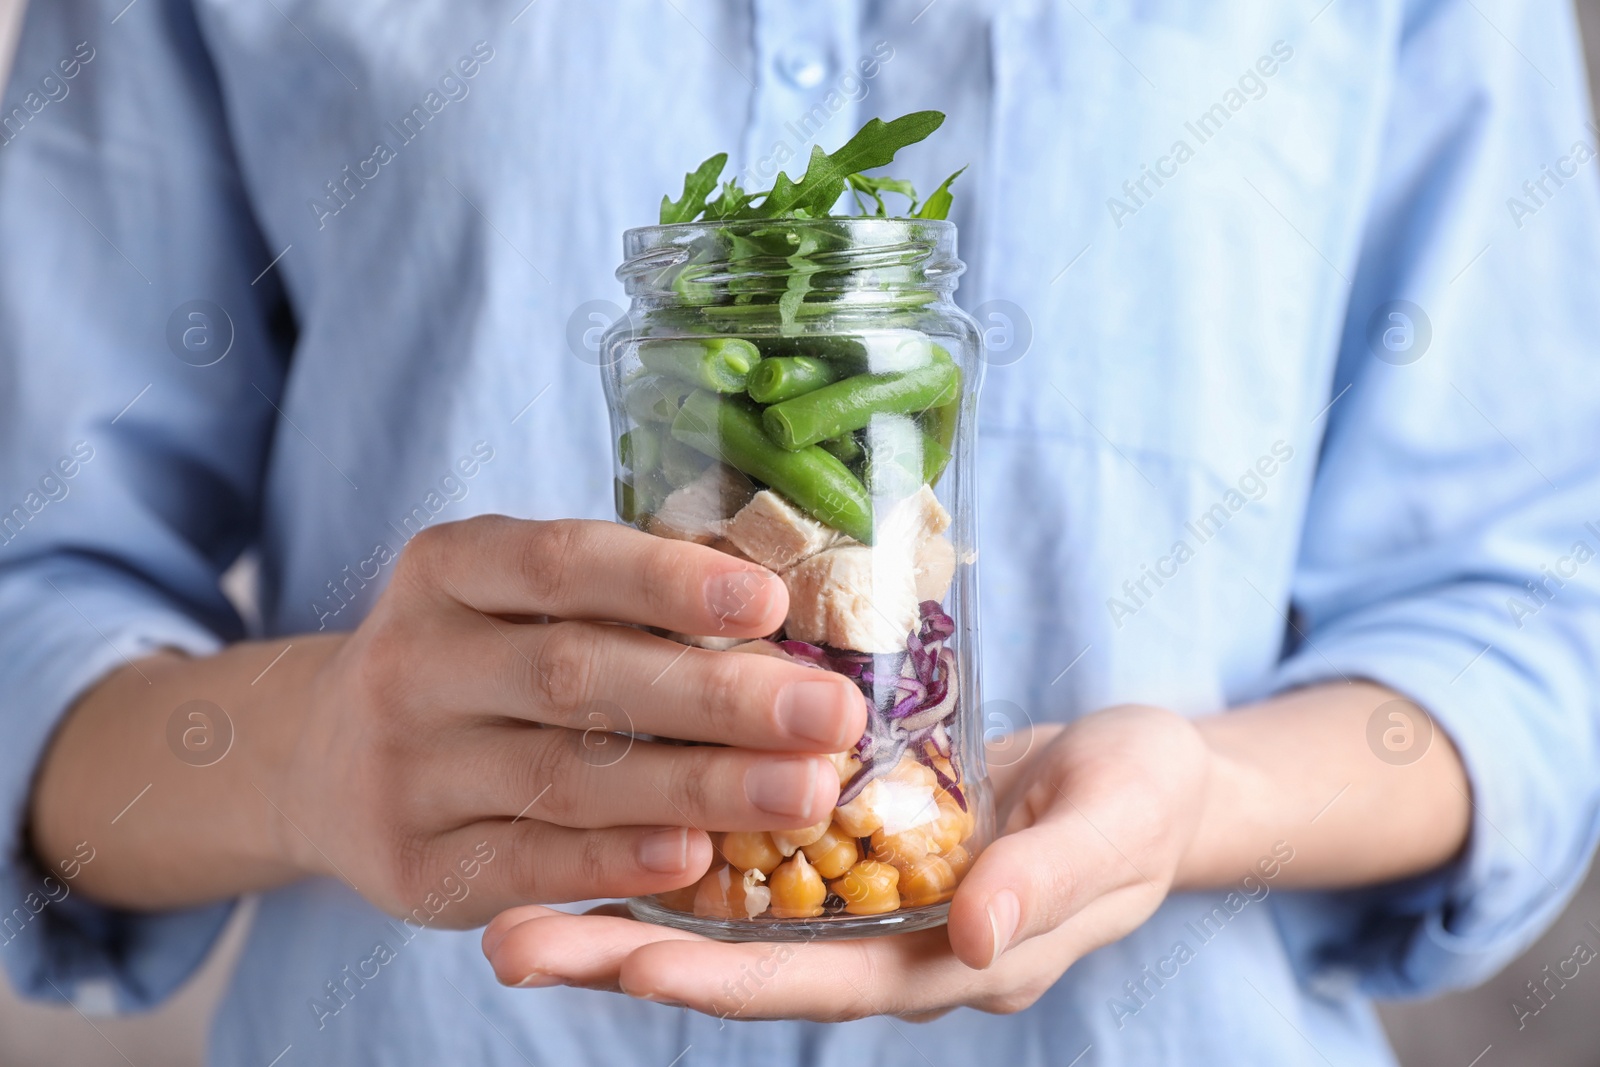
[2,1,1597,1064]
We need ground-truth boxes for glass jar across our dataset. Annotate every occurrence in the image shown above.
[600,218,989,940]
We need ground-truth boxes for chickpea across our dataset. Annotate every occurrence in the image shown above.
[893,852,959,908]
[767,850,827,918]
[800,822,860,879]
[869,786,969,866]
[721,831,783,874]
[942,790,976,844]
[942,844,973,877]
[830,859,901,916]
[832,792,883,838]
[835,757,938,838]
[693,864,771,920]
[771,816,830,857]
[828,749,862,785]
[654,880,700,913]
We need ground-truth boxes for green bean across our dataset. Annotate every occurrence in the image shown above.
[639,337,762,393]
[919,388,960,453]
[672,390,874,543]
[754,332,933,375]
[820,432,863,465]
[615,478,639,523]
[861,416,925,501]
[746,356,844,404]
[762,346,958,451]
[618,426,662,473]
[660,434,712,487]
[622,374,693,424]
[922,431,952,486]
[615,474,667,524]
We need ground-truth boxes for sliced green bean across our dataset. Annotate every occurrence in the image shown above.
[820,432,863,465]
[639,337,762,393]
[861,416,924,501]
[618,426,662,473]
[762,346,958,451]
[754,332,933,375]
[660,434,712,487]
[746,356,844,404]
[615,475,667,524]
[919,397,959,451]
[623,374,694,424]
[672,390,874,543]
[922,431,952,485]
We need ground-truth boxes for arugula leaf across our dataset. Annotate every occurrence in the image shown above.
[702,179,755,221]
[847,173,919,217]
[778,227,822,326]
[749,111,945,219]
[659,152,728,224]
[914,166,966,221]
[654,112,963,241]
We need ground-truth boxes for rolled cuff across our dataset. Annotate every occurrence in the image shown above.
[0,558,235,1011]
[1266,607,1600,999]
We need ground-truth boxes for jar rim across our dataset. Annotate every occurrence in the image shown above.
[617,217,962,297]
[623,216,955,240]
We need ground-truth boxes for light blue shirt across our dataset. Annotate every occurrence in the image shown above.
[3,1,1600,1064]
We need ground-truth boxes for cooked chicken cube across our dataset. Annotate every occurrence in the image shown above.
[665,632,745,651]
[782,545,920,653]
[648,464,754,544]
[913,534,956,602]
[722,490,840,571]
[879,483,951,549]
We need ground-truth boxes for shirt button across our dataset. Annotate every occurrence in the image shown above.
[776,49,830,89]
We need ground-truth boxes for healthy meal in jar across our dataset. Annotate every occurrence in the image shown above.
[600,112,990,940]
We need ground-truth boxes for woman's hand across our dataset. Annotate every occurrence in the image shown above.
[31,516,866,922]
[480,704,1211,1019]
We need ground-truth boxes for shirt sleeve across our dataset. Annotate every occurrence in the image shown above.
[1266,0,1600,999]
[0,0,288,1009]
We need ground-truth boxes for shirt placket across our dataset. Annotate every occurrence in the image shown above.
[738,0,862,194]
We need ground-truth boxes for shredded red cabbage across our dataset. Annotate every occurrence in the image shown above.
[795,602,964,808]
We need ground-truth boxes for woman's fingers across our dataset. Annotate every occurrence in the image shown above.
[402,515,788,637]
[946,787,1167,970]
[415,822,713,925]
[477,906,1110,1020]
[456,726,841,831]
[501,621,866,750]
[483,910,700,990]
[477,908,953,1019]
[409,615,865,752]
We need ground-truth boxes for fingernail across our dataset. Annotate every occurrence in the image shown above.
[514,971,562,988]
[704,571,774,627]
[986,889,1021,968]
[744,758,821,820]
[639,991,687,1008]
[777,680,848,747]
[637,827,689,873]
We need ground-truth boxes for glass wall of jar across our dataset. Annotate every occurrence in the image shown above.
[601,218,989,940]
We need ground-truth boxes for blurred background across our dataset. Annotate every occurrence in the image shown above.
[1,1,1597,1064]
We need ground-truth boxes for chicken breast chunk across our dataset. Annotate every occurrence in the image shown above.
[722,490,841,571]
